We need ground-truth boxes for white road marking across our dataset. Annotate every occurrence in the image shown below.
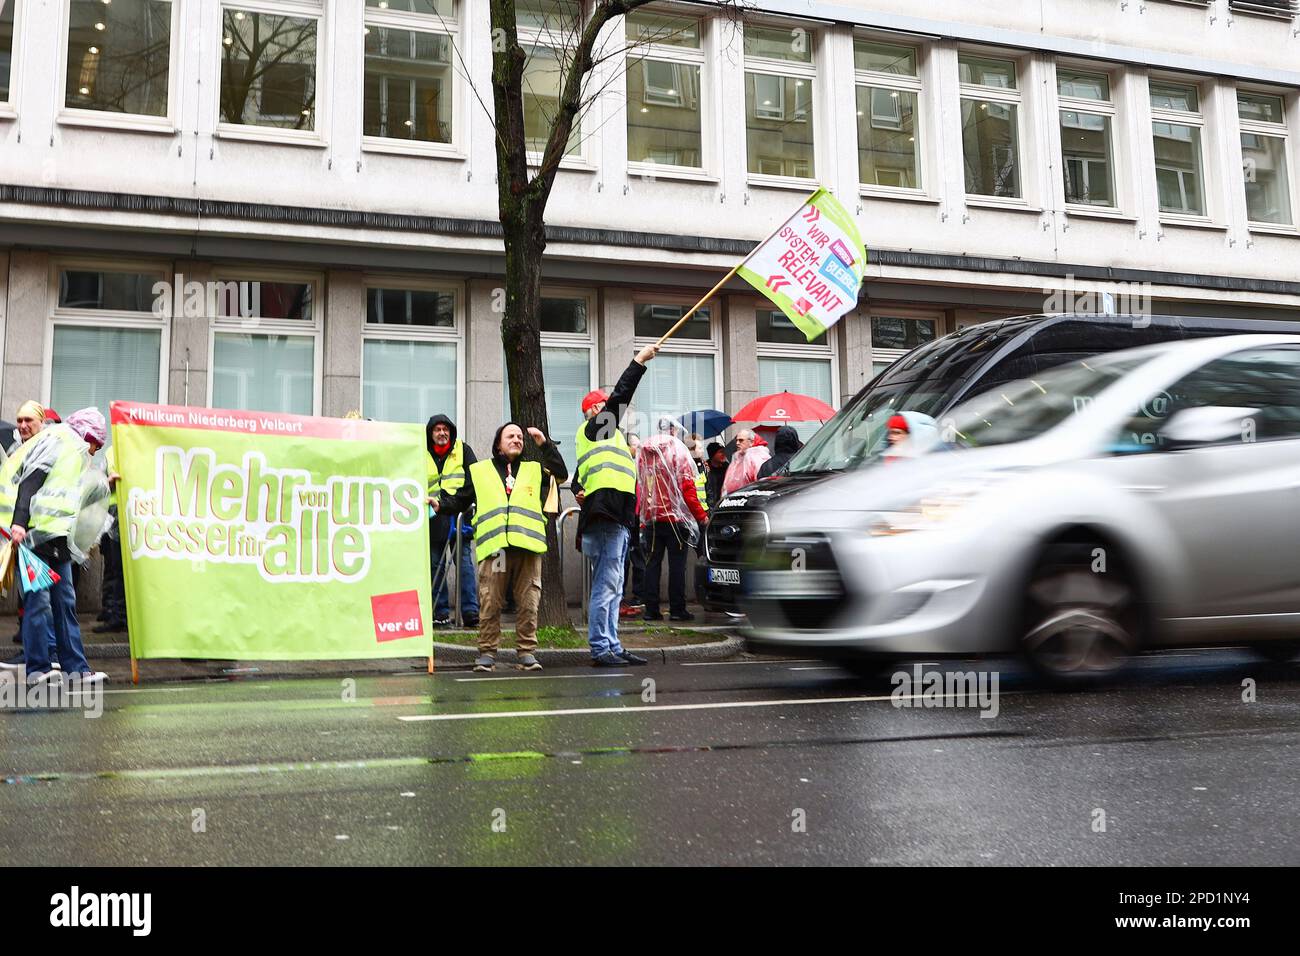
[681,658,821,667]
[454,673,638,683]
[402,693,918,723]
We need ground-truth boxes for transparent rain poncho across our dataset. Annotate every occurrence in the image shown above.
[9,426,110,563]
[636,433,702,548]
[722,444,772,496]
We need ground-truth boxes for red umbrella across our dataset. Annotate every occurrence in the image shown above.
[732,391,836,425]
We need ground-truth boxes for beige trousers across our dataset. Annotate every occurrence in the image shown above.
[476,548,543,655]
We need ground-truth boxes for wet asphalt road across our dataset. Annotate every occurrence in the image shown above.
[2,648,1298,866]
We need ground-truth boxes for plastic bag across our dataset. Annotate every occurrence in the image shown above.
[71,467,114,563]
[17,545,61,594]
[0,538,16,596]
[722,445,772,495]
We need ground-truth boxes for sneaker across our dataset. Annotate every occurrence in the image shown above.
[24,670,60,686]
[0,653,23,671]
[618,604,642,618]
[592,653,627,668]
[461,615,480,628]
[669,611,696,622]
[617,651,649,666]
[92,621,127,634]
[472,654,496,672]
[516,653,542,671]
[66,670,107,685]
[642,611,664,622]
[433,616,453,627]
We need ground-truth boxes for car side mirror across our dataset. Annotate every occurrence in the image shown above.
[1159,405,1260,450]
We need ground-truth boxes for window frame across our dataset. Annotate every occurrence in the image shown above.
[518,0,594,172]
[206,266,323,415]
[215,0,329,148]
[360,274,465,425]
[1148,74,1211,223]
[1237,85,1296,232]
[853,32,925,200]
[867,309,945,374]
[0,0,25,119]
[360,0,466,160]
[754,301,839,414]
[629,292,722,427]
[1054,62,1122,213]
[958,47,1027,205]
[498,286,598,482]
[55,0,182,134]
[742,18,820,190]
[43,257,171,414]
[624,5,711,181]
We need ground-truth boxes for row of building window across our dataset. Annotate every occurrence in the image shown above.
[42,264,925,469]
[2,2,1294,227]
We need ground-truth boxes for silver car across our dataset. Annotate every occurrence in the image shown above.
[745,334,1300,681]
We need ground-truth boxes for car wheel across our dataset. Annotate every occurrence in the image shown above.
[1020,541,1142,684]
[1253,641,1300,664]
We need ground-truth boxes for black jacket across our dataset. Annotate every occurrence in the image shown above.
[757,426,802,479]
[570,360,646,538]
[426,414,477,551]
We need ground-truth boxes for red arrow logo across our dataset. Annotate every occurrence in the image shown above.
[766,275,791,292]
[802,205,820,223]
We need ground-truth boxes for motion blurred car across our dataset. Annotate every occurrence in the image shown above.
[743,334,1300,681]
[701,312,1300,614]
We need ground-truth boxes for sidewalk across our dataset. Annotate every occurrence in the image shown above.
[3,610,745,683]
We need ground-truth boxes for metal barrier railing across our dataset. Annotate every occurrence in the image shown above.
[557,506,584,617]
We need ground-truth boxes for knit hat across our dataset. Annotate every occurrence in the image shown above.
[887,414,910,432]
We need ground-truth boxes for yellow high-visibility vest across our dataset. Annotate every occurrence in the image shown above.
[0,425,84,540]
[427,440,467,497]
[468,459,546,563]
[574,426,636,496]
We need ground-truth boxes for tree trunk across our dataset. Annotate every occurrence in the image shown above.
[500,213,570,628]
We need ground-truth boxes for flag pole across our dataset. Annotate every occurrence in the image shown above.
[653,187,823,349]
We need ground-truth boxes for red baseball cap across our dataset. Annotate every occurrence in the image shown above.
[581,389,608,413]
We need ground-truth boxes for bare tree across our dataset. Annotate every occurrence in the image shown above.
[480,0,741,626]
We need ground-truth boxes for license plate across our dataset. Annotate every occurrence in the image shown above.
[708,567,741,585]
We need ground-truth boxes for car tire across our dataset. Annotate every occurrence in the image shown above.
[1020,539,1143,685]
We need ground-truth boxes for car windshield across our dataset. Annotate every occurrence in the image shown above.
[785,379,953,473]
[945,353,1152,449]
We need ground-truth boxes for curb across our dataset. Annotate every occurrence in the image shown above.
[86,634,746,667]
[430,634,744,666]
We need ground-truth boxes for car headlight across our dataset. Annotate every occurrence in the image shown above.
[867,474,1008,536]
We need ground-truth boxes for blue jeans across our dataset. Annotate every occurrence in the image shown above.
[582,522,629,659]
[21,556,90,677]
[433,524,479,620]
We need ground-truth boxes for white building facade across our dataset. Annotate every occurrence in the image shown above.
[1,0,1299,474]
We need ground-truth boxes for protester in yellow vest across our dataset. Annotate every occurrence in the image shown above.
[435,422,566,672]
[425,414,479,628]
[0,400,49,662]
[0,407,108,685]
[570,342,659,667]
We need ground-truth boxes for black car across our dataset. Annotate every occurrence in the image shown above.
[699,311,1300,613]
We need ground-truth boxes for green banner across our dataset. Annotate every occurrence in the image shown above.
[111,402,432,661]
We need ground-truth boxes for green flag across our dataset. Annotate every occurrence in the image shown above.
[737,187,867,341]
